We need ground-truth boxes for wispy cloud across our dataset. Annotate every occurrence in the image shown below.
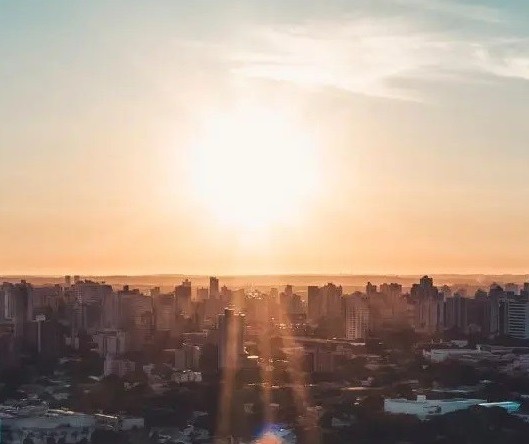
[231,19,440,101]
[472,38,529,81]
[227,14,529,101]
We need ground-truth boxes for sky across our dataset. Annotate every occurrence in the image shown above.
[1,0,529,276]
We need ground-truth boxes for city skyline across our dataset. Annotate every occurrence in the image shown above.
[2,3,529,442]
[2,1,529,276]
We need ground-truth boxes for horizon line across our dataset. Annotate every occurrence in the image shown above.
[2,272,528,279]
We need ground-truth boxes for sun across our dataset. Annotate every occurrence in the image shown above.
[188,105,320,233]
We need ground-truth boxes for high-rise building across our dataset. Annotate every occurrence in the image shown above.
[279,290,291,315]
[412,276,443,333]
[204,297,223,321]
[19,284,62,320]
[0,322,17,370]
[420,275,434,288]
[505,283,520,295]
[71,280,112,304]
[444,294,468,331]
[379,283,406,324]
[321,283,343,319]
[209,277,220,299]
[439,285,452,298]
[218,308,245,369]
[175,280,192,316]
[118,287,153,349]
[379,283,403,297]
[220,285,232,304]
[70,281,113,331]
[64,276,72,287]
[197,287,209,301]
[289,293,304,316]
[102,291,120,329]
[2,282,31,340]
[344,294,369,340]
[307,286,323,322]
[154,293,176,331]
[366,282,377,296]
[466,296,484,332]
[487,284,504,336]
[506,298,529,339]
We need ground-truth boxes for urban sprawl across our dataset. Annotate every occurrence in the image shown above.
[2,275,529,443]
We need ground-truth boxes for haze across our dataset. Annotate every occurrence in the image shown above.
[1,1,529,276]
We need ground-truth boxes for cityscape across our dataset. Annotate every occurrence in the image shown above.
[2,0,529,443]
[2,275,529,442]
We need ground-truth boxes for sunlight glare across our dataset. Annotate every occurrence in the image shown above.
[189,105,320,233]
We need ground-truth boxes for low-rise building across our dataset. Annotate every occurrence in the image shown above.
[423,348,486,363]
[171,370,202,384]
[94,413,145,431]
[103,355,135,377]
[0,401,95,444]
[384,395,485,420]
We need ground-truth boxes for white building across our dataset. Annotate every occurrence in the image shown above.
[344,295,369,340]
[423,348,487,363]
[0,402,95,444]
[384,395,485,420]
[94,413,145,431]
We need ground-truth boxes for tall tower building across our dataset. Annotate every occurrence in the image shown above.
[209,277,220,299]
[412,276,443,333]
[154,293,176,332]
[322,283,343,319]
[2,282,31,340]
[487,284,504,336]
[506,298,529,339]
[444,294,468,331]
[175,280,192,317]
[307,286,322,322]
[344,294,369,340]
[218,308,245,369]
[70,280,113,331]
[366,282,377,296]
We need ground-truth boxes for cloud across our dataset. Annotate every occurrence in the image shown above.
[227,16,529,101]
[230,19,440,100]
[472,38,529,81]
